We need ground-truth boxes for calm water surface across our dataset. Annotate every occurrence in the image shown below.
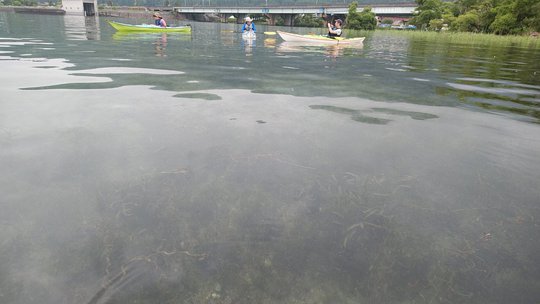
[1,13,539,304]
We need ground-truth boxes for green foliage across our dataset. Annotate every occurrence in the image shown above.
[386,27,540,46]
[490,13,518,34]
[429,18,444,30]
[524,14,540,32]
[475,0,497,32]
[346,1,360,23]
[409,0,540,34]
[346,2,377,30]
[381,18,394,25]
[411,0,445,28]
[294,14,323,28]
[442,12,457,28]
[453,10,481,31]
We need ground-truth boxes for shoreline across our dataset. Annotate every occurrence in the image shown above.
[0,6,65,14]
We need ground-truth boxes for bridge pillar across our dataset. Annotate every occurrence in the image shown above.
[281,14,295,26]
[218,13,227,23]
[236,14,246,24]
[266,14,276,26]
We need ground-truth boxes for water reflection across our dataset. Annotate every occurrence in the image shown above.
[241,33,255,56]
[263,37,276,49]
[111,32,192,58]
[63,15,100,40]
[276,41,362,58]
[309,104,438,124]
[439,77,540,121]
[153,33,167,57]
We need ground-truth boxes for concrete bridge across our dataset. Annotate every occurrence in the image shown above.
[173,4,417,25]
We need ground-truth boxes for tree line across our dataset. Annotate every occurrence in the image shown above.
[301,0,539,35]
[410,0,540,34]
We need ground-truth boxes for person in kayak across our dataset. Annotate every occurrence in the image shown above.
[241,16,256,33]
[153,13,167,27]
[327,19,343,38]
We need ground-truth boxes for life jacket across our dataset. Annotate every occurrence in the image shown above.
[328,26,342,37]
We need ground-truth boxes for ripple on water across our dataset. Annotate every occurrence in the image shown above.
[445,77,540,121]
[69,67,184,75]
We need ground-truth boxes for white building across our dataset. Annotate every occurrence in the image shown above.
[62,0,98,16]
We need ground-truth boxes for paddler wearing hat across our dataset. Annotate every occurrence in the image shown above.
[241,16,256,33]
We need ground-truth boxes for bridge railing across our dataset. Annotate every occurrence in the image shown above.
[173,0,416,7]
[174,5,416,15]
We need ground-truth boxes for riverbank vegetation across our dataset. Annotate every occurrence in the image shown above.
[380,29,540,47]
[410,0,540,34]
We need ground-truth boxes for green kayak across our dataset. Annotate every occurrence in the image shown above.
[107,21,191,33]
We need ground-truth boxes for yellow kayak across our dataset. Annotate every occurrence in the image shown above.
[107,21,191,33]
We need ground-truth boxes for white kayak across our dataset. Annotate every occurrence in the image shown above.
[277,31,364,45]
[242,31,256,40]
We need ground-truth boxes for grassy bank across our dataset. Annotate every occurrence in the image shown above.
[377,30,540,48]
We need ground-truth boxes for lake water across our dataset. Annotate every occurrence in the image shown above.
[1,13,539,304]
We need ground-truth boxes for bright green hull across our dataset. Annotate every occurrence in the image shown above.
[107,21,191,33]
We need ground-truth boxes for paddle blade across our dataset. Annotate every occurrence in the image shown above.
[264,31,277,35]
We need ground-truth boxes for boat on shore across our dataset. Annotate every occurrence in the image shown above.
[107,21,191,33]
[277,31,364,45]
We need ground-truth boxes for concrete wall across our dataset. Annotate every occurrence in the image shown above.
[62,0,98,16]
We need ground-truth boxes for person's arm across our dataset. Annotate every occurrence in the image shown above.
[241,24,246,32]
[252,23,256,32]
[327,23,339,35]
[327,22,333,32]
[161,19,167,27]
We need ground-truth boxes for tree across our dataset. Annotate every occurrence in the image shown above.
[453,10,481,31]
[295,14,324,28]
[346,2,377,30]
[490,12,518,34]
[455,0,480,14]
[513,0,540,32]
[429,18,444,30]
[475,0,497,32]
[523,2,540,31]
[410,0,445,28]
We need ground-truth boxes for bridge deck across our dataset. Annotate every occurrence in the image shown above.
[174,4,416,16]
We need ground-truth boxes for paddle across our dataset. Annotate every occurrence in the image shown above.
[221,30,258,34]
[264,31,276,35]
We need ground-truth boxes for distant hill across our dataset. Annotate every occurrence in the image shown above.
[98,0,416,8]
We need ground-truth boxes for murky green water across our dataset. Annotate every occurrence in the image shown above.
[1,13,539,304]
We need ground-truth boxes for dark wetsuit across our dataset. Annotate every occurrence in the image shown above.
[328,26,342,38]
